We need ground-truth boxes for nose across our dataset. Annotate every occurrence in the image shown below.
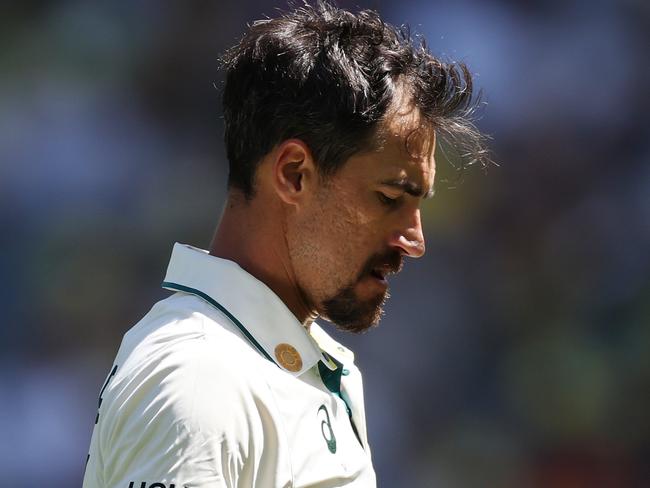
[389,208,426,258]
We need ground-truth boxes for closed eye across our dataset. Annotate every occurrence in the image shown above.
[377,192,402,208]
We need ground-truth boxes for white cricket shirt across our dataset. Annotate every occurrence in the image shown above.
[83,243,376,488]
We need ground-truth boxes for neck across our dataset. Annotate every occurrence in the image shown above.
[210,193,316,327]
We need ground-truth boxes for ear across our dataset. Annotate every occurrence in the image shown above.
[272,139,317,206]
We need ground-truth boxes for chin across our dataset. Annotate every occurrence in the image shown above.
[335,309,384,334]
[321,286,388,334]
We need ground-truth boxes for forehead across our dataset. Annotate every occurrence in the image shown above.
[351,102,437,185]
[378,83,435,158]
[378,109,436,167]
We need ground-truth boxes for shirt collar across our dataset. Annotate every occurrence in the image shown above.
[162,242,330,376]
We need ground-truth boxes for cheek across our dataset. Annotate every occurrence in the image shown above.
[314,205,363,273]
[285,206,344,293]
[290,201,369,291]
[323,195,371,244]
[319,200,383,277]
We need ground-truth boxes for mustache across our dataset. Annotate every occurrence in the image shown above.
[359,249,404,279]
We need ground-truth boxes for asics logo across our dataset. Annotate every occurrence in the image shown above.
[318,404,337,454]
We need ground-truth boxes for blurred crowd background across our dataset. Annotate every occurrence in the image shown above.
[1,0,649,486]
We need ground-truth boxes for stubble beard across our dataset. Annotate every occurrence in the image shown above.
[321,250,402,334]
[322,285,389,334]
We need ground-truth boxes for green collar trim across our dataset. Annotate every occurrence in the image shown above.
[162,281,274,363]
[318,352,344,396]
[164,280,363,446]
[319,351,362,445]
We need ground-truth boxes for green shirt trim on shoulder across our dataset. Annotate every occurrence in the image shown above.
[162,281,274,363]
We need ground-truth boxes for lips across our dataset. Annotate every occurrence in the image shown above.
[369,264,398,283]
[362,251,403,285]
[370,268,386,281]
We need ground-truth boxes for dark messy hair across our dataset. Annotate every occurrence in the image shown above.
[221,0,490,199]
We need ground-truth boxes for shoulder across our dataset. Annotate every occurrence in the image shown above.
[103,292,273,442]
[94,294,278,486]
[120,291,264,371]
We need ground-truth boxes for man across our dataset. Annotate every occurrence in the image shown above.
[83,2,488,487]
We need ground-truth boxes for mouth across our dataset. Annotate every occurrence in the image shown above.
[369,266,395,285]
[370,269,386,282]
[361,251,403,289]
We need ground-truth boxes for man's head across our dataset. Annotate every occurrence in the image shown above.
[220,1,488,332]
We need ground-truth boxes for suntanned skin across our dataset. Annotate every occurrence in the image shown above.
[211,95,435,331]
[210,145,319,326]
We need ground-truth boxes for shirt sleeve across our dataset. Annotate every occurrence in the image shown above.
[85,334,279,488]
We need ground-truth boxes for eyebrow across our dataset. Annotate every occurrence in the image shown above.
[379,179,435,199]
